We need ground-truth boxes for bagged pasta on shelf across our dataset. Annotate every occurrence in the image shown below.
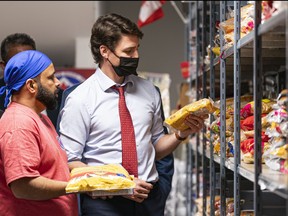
[266,108,288,124]
[240,99,274,119]
[240,138,270,164]
[241,210,255,216]
[240,114,270,132]
[164,98,216,131]
[269,144,288,159]
[265,157,288,174]
[213,95,253,118]
[262,89,288,173]
[277,89,288,107]
[265,121,288,137]
[218,3,254,34]
[261,1,288,22]
[65,164,136,196]
[195,196,221,216]
[280,159,288,174]
[210,117,234,135]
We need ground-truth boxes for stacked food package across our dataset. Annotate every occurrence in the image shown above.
[205,1,288,64]
[65,164,136,196]
[208,99,236,158]
[195,195,256,215]
[262,89,288,174]
[239,99,274,164]
[206,89,288,173]
[164,90,287,174]
[164,98,217,131]
[207,95,253,158]
[210,3,254,59]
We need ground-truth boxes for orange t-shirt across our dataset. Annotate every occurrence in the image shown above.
[0,102,77,216]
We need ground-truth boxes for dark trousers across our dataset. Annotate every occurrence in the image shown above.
[80,182,166,216]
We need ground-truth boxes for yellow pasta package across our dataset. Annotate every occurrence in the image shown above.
[65,164,136,196]
[164,98,216,131]
[270,144,288,159]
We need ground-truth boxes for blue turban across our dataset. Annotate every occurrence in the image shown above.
[0,50,52,107]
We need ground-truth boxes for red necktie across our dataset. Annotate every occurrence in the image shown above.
[114,86,138,177]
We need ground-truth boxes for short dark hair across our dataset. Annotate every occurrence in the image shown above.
[90,13,143,64]
[1,33,36,63]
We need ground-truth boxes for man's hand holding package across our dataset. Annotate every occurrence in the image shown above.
[123,178,153,203]
[164,98,216,132]
[177,113,209,139]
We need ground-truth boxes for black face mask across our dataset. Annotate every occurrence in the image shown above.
[109,52,139,77]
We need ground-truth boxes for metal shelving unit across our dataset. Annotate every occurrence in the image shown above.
[253,2,263,215]
[187,1,288,216]
[219,2,227,215]
[233,1,241,215]
[209,1,216,215]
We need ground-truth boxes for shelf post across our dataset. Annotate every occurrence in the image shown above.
[286,0,288,89]
[285,5,288,216]
[195,0,201,200]
[234,1,241,216]
[253,1,263,215]
[209,1,216,215]
[220,1,227,215]
[201,1,208,215]
[186,2,194,215]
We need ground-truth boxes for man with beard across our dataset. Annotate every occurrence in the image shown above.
[0,50,78,216]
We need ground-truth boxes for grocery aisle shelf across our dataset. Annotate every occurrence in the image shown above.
[258,9,287,36]
[187,2,287,215]
[259,172,288,200]
[239,163,288,200]
[189,138,288,200]
[237,9,287,49]
[204,9,287,79]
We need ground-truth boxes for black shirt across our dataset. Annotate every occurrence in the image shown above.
[0,78,5,111]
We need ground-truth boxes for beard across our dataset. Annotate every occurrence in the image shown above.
[36,82,59,110]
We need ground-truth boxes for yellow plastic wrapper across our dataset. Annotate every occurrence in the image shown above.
[212,47,220,56]
[66,164,136,196]
[164,98,216,131]
[270,144,288,159]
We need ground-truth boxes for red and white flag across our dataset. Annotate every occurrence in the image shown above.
[138,1,166,28]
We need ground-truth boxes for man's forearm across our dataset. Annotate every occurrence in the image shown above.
[68,160,88,171]
[10,176,68,200]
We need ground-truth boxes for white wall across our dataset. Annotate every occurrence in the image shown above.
[0,1,187,110]
[0,1,95,67]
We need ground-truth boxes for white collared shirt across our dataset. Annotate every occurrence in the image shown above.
[59,67,165,182]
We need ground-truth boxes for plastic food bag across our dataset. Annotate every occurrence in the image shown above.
[219,4,254,34]
[240,99,274,119]
[164,98,216,131]
[264,144,288,159]
[66,164,136,196]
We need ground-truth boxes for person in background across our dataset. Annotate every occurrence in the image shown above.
[0,33,62,127]
[0,50,78,216]
[58,13,206,216]
[0,33,36,111]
